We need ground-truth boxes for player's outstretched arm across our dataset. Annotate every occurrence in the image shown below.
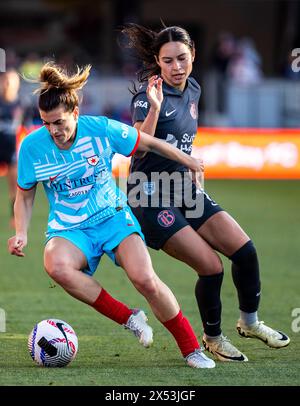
[137,130,204,183]
[8,186,37,257]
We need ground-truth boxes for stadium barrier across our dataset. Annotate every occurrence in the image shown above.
[1,126,300,179]
[113,127,300,179]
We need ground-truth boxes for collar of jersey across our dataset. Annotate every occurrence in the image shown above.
[162,78,191,96]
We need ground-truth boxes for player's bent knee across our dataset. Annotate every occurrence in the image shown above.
[197,256,223,276]
[131,273,159,297]
[44,258,74,285]
[45,267,73,287]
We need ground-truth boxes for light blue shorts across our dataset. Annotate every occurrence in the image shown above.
[45,207,144,276]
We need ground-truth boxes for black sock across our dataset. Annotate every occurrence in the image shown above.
[195,271,223,337]
[230,240,261,313]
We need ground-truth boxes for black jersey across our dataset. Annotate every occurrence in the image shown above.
[129,77,201,177]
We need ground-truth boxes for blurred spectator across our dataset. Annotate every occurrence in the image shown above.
[102,105,131,125]
[0,69,24,228]
[4,49,20,70]
[227,38,263,85]
[212,32,236,75]
[210,32,236,112]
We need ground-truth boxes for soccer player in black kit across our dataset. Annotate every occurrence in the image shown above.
[123,23,290,362]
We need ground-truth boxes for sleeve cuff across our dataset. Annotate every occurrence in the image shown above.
[17,183,37,191]
[127,129,141,157]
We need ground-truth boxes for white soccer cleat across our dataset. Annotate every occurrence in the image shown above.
[202,334,248,362]
[124,309,153,348]
[236,320,290,348]
[185,348,216,369]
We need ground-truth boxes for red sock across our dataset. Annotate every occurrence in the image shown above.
[92,288,133,325]
[163,310,200,357]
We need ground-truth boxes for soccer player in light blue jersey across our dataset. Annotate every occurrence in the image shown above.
[7,62,215,369]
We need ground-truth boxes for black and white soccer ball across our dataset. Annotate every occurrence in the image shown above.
[28,319,78,367]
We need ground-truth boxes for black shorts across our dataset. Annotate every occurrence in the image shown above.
[0,132,16,165]
[129,187,223,250]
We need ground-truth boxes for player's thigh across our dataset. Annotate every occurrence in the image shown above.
[114,233,154,282]
[197,211,250,257]
[162,225,223,275]
[44,236,87,271]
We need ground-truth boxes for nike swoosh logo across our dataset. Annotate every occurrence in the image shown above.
[49,173,60,182]
[206,321,220,326]
[215,351,247,362]
[278,332,289,341]
[165,109,176,117]
[56,322,70,350]
[257,332,288,344]
[203,339,247,361]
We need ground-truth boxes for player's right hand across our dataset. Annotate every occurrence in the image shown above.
[8,235,27,257]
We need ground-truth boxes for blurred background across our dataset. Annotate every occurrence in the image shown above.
[1,0,300,180]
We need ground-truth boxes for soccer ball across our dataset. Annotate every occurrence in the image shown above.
[28,319,78,367]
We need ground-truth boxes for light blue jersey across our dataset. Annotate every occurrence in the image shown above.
[18,115,140,234]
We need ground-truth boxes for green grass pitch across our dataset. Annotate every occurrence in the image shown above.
[0,177,299,386]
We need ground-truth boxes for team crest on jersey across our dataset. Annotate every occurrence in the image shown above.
[87,155,100,166]
[157,209,175,228]
[190,102,197,120]
[143,182,155,196]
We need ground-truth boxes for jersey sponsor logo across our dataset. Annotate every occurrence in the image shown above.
[190,102,197,120]
[157,209,175,228]
[87,155,100,166]
[134,100,148,109]
[49,163,108,194]
[182,133,196,143]
[143,182,155,195]
[165,109,176,117]
[51,175,95,192]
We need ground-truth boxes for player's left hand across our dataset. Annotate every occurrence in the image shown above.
[7,234,27,257]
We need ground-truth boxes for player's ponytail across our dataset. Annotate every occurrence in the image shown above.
[36,62,91,112]
[121,24,160,83]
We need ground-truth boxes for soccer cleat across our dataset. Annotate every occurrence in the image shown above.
[236,320,290,348]
[124,309,153,348]
[185,348,216,369]
[202,334,248,362]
